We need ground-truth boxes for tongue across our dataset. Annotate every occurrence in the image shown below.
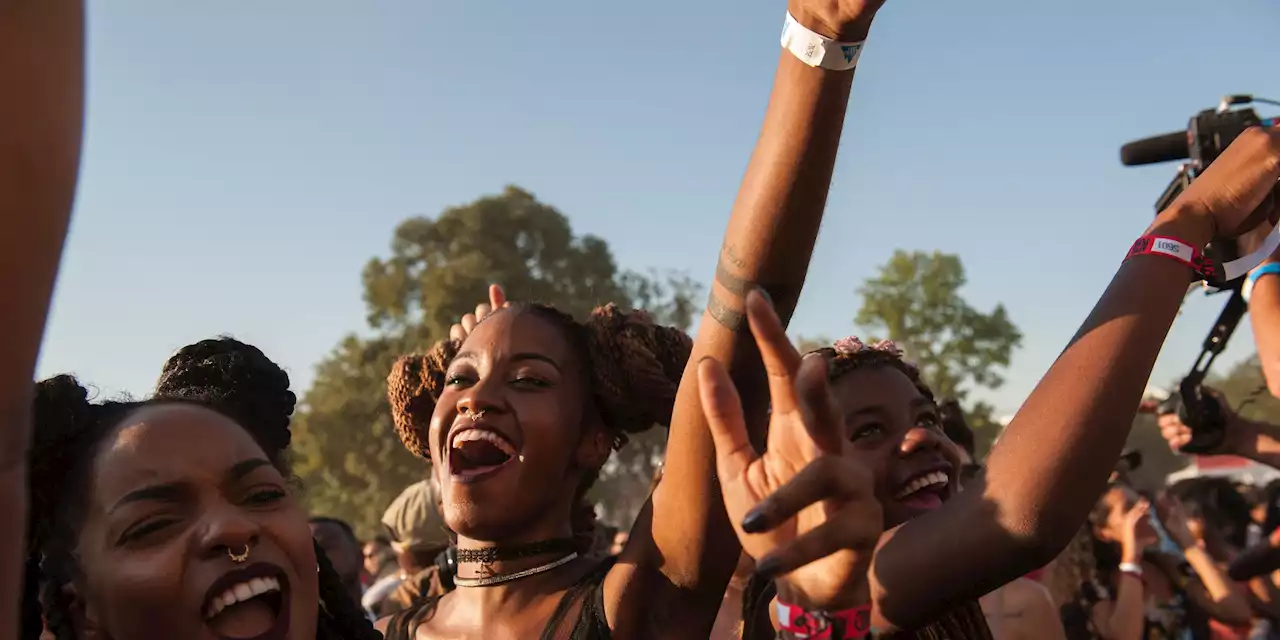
[454,440,512,470]
[900,489,943,511]
[208,598,276,639]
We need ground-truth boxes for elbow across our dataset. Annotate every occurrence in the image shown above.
[1002,512,1080,574]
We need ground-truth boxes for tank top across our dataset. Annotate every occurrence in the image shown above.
[381,556,614,640]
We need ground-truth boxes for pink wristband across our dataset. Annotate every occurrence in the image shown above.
[776,600,872,639]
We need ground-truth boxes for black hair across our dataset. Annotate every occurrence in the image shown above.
[21,337,379,640]
[387,302,691,553]
[310,516,360,548]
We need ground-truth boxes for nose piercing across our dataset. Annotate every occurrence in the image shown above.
[228,544,250,564]
[463,407,486,422]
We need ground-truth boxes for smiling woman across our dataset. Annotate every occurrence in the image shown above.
[20,338,381,640]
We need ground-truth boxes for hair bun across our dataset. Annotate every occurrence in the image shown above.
[388,339,460,460]
[584,304,692,440]
[156,337,295,456]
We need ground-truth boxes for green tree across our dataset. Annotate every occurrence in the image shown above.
[1213,354,1280,422]
[855,250,1022,457]
[293,186,702,537]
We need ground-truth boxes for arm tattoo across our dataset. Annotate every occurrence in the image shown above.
[706,291,746,331]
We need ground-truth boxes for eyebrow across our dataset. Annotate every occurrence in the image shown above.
[452,351,562,373]
[108,458,274,515]
[846,397,937,419]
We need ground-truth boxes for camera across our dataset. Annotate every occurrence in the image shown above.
[1121,94,1280,454]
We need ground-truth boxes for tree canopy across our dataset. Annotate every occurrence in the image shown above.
[855,250,1023,457]
[292,186,701,537]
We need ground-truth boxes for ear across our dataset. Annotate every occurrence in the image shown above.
[574,421,612,472]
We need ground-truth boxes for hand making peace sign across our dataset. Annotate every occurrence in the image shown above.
[699,291,882,609]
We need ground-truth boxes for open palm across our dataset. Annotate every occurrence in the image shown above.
[700,292,881,608]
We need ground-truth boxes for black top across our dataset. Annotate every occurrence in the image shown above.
[382,556,614,640]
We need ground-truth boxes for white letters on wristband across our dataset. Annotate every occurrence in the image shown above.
[781,12,864,71]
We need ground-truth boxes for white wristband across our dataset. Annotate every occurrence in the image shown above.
[1118,562,1144,579]
[780,12,864,71]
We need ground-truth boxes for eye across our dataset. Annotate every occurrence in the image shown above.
[245,488,287,506]
[849,423,885,442]
[119,517,178,544]
[445,372,475,387]
[917,412,941,430]
[510,374,552,389]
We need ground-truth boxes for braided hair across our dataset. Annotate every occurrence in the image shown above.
[387,302,691,552]
[21,337,380,640]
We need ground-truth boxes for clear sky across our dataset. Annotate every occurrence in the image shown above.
[39,0,1279,417]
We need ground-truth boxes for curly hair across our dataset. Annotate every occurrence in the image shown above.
[386,303,691,551]
[21,337,379,640]
[808,339,935,402]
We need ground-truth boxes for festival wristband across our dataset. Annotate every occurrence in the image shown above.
[780,12,865,72]
[1124,235,1217,281]
[1244,263,1280,302]
[776,600,873,639]
[1118,562,1144,580]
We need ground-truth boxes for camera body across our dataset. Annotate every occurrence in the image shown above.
[1155,107,1264,274]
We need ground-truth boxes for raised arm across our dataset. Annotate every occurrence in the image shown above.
[0,1,85,636]
[605,1,884,636]
[869,125,1280,629]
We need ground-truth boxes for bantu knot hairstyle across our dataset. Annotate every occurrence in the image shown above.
[808,336,934,402]
[387,302,691,458]
[386,303,691,552]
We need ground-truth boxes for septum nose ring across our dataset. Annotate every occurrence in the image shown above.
[228,544,250,564]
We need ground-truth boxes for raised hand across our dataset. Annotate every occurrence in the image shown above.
[449,284,509,342]
[699,291,881,609]
[788,0,888,40]
[1120,499,1157,563]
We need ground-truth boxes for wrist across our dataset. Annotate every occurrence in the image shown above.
[1121,546,1142,565]
[787,6,875,41]
[1151,204,1215,251]
[776,577,870,612]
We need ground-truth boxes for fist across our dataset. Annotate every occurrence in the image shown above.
[788,0,887,41]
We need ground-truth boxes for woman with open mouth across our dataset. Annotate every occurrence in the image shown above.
[377,0,899,636]
[20,338,381,640]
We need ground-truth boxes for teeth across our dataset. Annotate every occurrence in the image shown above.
[895,471,950,499]
[205,576,281,619]
[451,429,517,457]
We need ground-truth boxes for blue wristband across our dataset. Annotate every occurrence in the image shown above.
[1244,263,1280,302]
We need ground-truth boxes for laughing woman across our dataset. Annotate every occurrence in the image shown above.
[21,339,381,640]
[378,0,890,636]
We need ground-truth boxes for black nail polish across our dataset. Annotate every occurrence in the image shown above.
[754,287,774,307]
[741,508,768,534]
[755,557,781,581]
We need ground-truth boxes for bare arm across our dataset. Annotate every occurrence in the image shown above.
[605,15,875,637]
[1180,547,1253,626]
[0,1,84,637]
[1091,577,1145,640]
[870,123,1280,629]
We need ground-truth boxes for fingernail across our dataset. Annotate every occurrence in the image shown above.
[755,557,781,581]
[741,508,768,534]
[754,288,773,307]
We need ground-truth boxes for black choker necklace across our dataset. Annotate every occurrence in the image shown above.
[455,538,577,564]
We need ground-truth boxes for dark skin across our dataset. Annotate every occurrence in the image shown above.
[706,119,1280,630]
[0,1,84,634]
[832,367,960,530]
[380,3,883,637]
[310,521,362,605]
[74,404,320,640]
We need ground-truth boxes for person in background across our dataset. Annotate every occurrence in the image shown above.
[362,536,395,589]
[310,517,365,614]
[941,399,1067,640]
[369,479,453,617]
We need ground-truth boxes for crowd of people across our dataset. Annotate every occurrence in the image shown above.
[4,0,1280,638]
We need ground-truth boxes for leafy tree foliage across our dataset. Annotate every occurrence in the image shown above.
[293,186,701,537]
[855,250,1022,457]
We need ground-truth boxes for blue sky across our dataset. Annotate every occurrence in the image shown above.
[39,0,1279,417]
